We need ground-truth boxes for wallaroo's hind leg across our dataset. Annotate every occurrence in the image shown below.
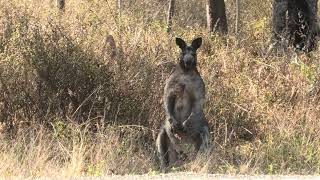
[194,126,212,154]
[183,113,212,154]
[156,127,180,172]
[156,127,169,171]
[199,126,212,152]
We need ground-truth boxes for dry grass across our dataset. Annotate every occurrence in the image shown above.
[0,123,155,177]
[1,0,320,178]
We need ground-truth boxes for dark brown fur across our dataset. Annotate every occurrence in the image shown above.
[156,37,211,172]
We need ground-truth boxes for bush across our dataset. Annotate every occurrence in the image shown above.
[1,0,320,176]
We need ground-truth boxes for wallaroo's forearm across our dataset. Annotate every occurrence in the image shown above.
[191,106,202,114]
[190,98,205,114]
[164,95,176,119]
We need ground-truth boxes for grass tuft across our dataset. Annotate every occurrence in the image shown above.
[1,0,320,177]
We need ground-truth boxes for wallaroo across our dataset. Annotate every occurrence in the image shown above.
[156,37,211,172]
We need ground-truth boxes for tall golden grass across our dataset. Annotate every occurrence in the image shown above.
[1,0,320,178]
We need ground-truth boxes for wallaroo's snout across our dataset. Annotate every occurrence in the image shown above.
[183,54,195,68]
[176,37,202,70]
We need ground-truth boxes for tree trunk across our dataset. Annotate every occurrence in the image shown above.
[272,0,288,41]
[206,0,228,34]
[235,0,240,35]
[118,0,122,17]
[57,0,65,11]
[272,0,319,52]
[167,0,175,33]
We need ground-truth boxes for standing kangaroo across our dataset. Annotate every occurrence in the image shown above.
[156,37,211,171]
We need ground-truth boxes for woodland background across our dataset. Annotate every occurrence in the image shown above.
[1,0,320,177]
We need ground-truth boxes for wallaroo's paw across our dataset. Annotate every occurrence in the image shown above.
[167,116,175,124]
[182,116,194,132]
[170,120,183,134]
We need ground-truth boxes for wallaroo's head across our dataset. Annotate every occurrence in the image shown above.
[176,37,202,71]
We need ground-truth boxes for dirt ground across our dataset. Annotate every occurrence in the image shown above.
[6,173,320,180]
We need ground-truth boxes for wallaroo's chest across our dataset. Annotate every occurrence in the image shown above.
[167,70,204,91]
[174,74,201,91]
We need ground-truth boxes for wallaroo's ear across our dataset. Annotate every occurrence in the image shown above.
[176,37,187,50]
[191,37,202,50]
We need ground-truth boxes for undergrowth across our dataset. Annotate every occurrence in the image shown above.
[1,0,320,177]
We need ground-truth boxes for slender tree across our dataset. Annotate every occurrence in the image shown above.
[272,0,288,42]
[206,0,228,34]
[235,0,240,35]
[118,0,122,17]
[167,0,175,33]
[57,0,65,11]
